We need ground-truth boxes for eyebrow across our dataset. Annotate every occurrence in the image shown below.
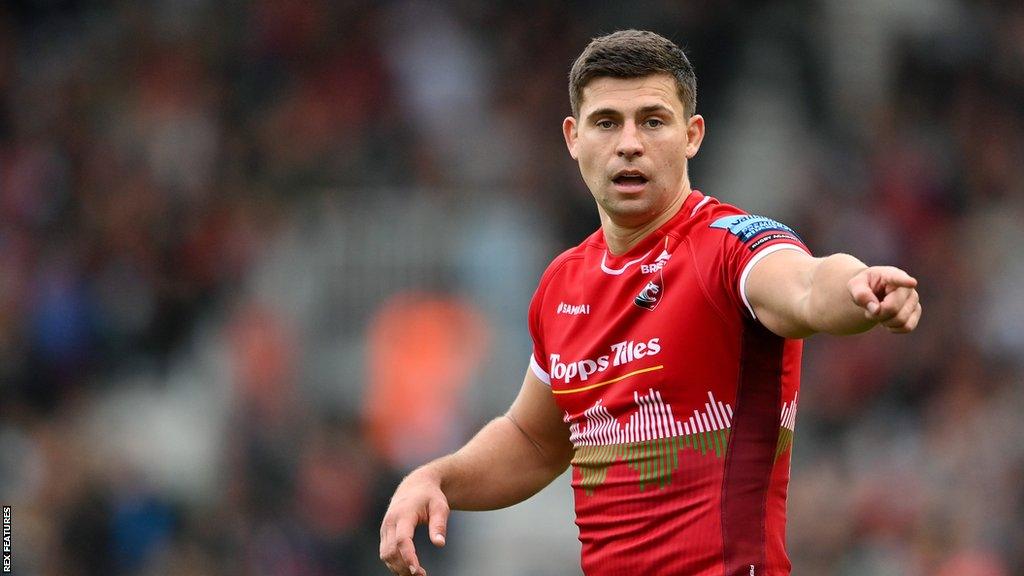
[585,104,676,123]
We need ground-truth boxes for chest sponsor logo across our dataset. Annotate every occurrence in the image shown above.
[549,337,661,384]
[556,302,590,315]
[639,249,671,274]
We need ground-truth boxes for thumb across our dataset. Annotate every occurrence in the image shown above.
[848,275,880,315]
[427,497,449,547]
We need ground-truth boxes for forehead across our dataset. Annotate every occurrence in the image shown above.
[579,73,684,116]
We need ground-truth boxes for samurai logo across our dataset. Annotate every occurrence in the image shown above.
[634,277,663,311]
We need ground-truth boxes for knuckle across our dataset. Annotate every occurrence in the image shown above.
[398,540,416,556]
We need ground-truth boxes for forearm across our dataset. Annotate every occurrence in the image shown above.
[804,253,875,335]
[405,414,571,511]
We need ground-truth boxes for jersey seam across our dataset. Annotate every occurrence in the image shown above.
[719,325,742,576]
[720,322,775,576]
[755,330,780,576]
[685,236,732,327]
[534,254,585,376]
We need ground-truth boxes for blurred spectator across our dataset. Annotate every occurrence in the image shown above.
[364,292,489,471]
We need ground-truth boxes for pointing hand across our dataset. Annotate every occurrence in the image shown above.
[847,266,921,333]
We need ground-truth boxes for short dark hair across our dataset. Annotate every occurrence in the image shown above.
[568,30,696,118]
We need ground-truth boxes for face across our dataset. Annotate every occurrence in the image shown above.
[563,73,704,228]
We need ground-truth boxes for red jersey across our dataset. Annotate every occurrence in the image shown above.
[528,191,810,576]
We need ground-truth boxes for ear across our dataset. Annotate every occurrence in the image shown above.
[562,116,579,160]
[684,114,705,159]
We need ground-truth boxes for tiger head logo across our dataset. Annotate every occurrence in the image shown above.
[634,279,662,311]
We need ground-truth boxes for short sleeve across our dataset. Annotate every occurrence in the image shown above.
[527,275,552,385]
[710,213,812,319]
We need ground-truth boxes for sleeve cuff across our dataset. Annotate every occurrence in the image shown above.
[529,354,551,386]
[739,243,810,320]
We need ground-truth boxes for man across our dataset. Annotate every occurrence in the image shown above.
[379,30,920,576]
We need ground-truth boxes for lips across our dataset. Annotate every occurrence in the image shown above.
[612,169,649,192]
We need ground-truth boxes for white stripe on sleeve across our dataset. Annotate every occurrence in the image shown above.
[739,243,809,320]
[530,354,551,385]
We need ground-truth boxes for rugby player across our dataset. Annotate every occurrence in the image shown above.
[379,29,921,576]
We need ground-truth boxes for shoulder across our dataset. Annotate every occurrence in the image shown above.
[529,234,592,327]
[535,231,595,290]
[690,196,802,248]
[689,195,748,231]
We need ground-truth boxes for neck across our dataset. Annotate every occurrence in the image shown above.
[601,187,692,255]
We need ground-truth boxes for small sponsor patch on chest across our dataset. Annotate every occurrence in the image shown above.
[557,302,590,315]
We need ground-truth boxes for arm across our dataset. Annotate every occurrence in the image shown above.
[745,250,922,339]
[379,368,572,576]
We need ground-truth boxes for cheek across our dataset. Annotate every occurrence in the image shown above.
[577,147,605,180]
[655,147,685,178]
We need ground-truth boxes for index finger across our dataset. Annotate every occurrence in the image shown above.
[876,267,917,290]
[394,517,424,575]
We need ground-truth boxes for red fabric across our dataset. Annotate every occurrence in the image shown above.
[528,191,808,575]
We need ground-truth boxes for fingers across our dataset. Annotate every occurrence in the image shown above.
[850,266,919,321]
[379,482,450,576]
[872,287,910,321]
[381,516,425,576]
[848,276,881,316]
[428,498,449,547]
[395,516,423,575]
[890,302,921,333]
[876,267,917,290]
[380,519,405,575]
[881,290,921,333]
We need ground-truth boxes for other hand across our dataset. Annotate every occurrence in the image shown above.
[380,471,450,576]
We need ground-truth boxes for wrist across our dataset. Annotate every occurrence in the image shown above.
[405,460,451,494]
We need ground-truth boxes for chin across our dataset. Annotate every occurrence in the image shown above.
[600,197,658,222]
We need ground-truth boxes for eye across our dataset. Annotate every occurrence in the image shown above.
[596,119,616,129]
[643,118,664,128]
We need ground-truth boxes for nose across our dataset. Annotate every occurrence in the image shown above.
[616,122,644,158]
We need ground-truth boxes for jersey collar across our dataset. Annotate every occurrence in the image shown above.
[597,190,706,275]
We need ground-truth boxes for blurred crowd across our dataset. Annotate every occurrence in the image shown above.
[0,1,1022,575]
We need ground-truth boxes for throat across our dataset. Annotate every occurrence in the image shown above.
[601,190,690,255]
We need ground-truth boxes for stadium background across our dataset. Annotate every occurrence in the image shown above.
[1,1,1022,574]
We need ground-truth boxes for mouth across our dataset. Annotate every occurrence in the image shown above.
[611,170,649,192]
